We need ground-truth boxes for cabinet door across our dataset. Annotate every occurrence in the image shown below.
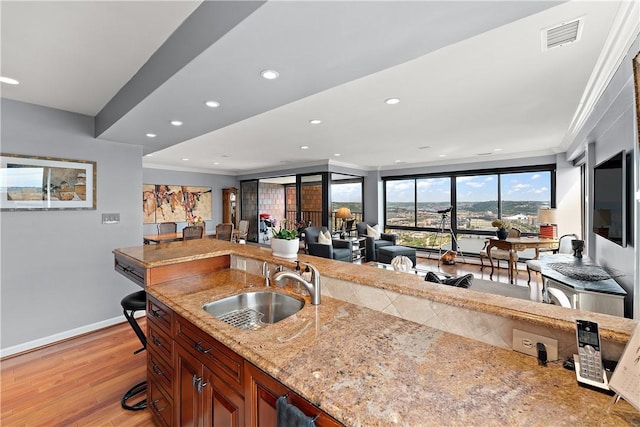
[202,365,245,427]
[176,345,202,427]
[245,363,343,427]
[248,366,281,427]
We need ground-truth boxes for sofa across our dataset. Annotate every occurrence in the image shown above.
[356,221,397,262]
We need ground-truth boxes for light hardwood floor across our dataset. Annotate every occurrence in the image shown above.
[0,257,526,426]
[1,319,153,426]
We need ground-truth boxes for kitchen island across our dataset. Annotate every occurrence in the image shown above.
[114,239,639,426]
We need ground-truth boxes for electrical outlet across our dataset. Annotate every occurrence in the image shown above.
[102,213,120,224]
[513,329,558,361]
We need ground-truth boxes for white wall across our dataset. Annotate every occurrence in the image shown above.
[555,154,582,239]
[580,36,639,319]
[590,102,636,317]
[1,99,143,354]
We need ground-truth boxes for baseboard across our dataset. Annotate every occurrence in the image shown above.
[0,311,145,359]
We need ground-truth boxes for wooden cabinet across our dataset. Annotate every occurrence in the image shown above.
[115,254,231,288]
[176,345,245,427]
[245,363,342,427]
[222,187,238,228]
[147,297,174,425]
[146,294,342,427]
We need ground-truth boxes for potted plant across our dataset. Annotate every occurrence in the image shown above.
[491,219,511,240]
[270,225,300,259]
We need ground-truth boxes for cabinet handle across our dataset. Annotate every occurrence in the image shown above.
[194,341,211,354]
[150,309,162,318]
[151,336,162,347]
[151,399,166,412]
[192,374,200,388]
[152,363,164,376]
[197,379,208,394]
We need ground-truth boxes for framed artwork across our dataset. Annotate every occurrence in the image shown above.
[634,51,640,148]
[0,153,96,210]
[143,184,212,224]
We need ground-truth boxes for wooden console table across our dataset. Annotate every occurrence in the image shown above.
[487,237,558,284]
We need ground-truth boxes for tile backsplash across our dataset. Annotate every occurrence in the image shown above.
[231,255,625,361]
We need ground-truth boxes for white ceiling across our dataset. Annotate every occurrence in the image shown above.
[1,1,637,176]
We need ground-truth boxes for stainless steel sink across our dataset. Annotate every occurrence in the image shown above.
[203,291,304,330]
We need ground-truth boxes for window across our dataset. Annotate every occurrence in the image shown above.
[383,165,555,254]
[501,171,551,233]
[456,175,498,231]
[330,174,363,230]
[385,179,415,226]
[416,177,451,228]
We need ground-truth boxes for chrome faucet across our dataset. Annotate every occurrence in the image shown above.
[273,261,321,305]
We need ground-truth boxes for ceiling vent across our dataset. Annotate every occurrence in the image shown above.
[543,18,582,50]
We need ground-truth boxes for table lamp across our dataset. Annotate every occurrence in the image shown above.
[538,207,557,238]
[336,207,352,238]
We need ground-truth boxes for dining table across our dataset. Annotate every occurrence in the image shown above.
[486,236,559,284]
[143,231,215,244]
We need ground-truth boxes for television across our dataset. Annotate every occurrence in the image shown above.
[592,151,627,246]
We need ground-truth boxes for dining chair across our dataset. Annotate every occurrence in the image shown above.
[215,223,234,241]
[233,220,249,242]
[157,222,177,234]
[183,225,204,240]
[526,233,578,284]
[479,227,522,273]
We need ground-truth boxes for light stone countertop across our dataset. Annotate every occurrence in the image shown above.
[114,239,636,345]
[146,268,640,426]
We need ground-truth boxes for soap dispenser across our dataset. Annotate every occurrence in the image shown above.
[301,264,312,296]
[293,261,302,293]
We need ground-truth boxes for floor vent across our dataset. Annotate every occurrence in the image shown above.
[543,18,582,50]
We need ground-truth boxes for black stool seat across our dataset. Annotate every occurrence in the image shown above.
[120,289,147,411]
[121,290,146,311]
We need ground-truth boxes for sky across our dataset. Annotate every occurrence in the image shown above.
[331,182,362,203]
[386,171,551,203]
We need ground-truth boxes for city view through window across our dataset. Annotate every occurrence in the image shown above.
[385,170,553,255]
[331,181,363,230]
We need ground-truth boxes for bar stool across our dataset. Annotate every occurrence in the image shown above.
[120,290,147,411]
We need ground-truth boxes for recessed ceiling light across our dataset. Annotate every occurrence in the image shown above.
[146,133,156,138]
[205,101,220,108]
[439,154,447,158]
[171,120,183,126]
[334,153,341,157]
[394,160,408,164]
[493,148,502,152]
[309,119,322,125]
[385,98,400,105]
[213,162,220,165]
[0,76,19,85]
[300,146,309,150]
[261,69,279,80]
[181,158,189,161]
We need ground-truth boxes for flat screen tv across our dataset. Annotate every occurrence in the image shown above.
[593,151,626,246]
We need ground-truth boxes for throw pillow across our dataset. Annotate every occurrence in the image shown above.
[317,230,332,245]
[366,224,381,240]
